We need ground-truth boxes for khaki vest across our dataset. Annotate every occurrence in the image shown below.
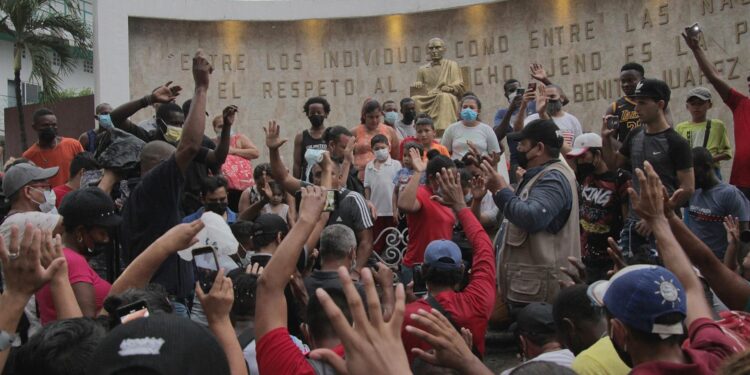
[501,161,581,304]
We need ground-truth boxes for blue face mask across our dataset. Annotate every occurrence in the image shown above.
[460,108,478,122]
[383,111,399,125]
[98,114,114,129]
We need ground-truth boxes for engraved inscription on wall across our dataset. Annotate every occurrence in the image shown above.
[128,0,750,163]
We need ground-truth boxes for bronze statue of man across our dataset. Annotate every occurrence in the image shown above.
[411,38,465,132]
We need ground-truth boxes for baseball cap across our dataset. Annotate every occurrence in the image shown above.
[512,302,556,339]
[566,133,602,158]
[87,314,230,375]
[59,187,121,228]
[252,213,289,237]
[507,119,564,149]
[588,265,686,337]
[631,79,671,104]
[686,87,712,101]
[423,240,462,270]
[2,163,59,198]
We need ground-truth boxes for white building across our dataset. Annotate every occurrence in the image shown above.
[0,0,95,137]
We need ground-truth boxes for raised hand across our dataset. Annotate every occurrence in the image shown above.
[559,256,587,288]
[159,220,204,253]
[308,267,410,375]
[601,115,617,139]
[406,309,490,374]
[195,268,234,324]
[0,225,65,297]
[192,49,213,88]
[410,147,426,173]
[724,215,741,245]
[628,161,666,222]
[431,168,468,212]
[150,81,182,104]
[470,175,487,202]
[222,105,239,128]
[535,82,548,115]
[264,120,288,150]
[246,262,264,276]
[607,237,628,277]
[681,28,702,51]
[343,136,356,163]
[298,185,327,224]
[479,160,505,193]
[529,63,548,83]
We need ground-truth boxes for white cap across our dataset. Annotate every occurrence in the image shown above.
[566,133,602,158]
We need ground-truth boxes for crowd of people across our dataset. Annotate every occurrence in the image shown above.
[1,25,750,375]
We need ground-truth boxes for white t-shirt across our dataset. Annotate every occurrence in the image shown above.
[363,158,402,217]
[441,121,502,160]
[524,112,583,147]
[500,349,575,375]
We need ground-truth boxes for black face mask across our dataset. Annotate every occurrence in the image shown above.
[309,114,325,128]
[402,110,416,124]
[611,332,634,368]
[546,99,563,116]
[205,201,228,216]
[577,163,596,180]
[38,127,57,143]
[87,242,112,257]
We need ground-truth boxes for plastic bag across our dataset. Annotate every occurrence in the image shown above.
[95,128,146,172]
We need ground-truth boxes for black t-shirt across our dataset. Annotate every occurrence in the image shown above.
[120,156,194,298]
[326,189,373,233]
[300,130,327,182]
[620,127,692,216]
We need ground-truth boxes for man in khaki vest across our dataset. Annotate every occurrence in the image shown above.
[484,119,580,306]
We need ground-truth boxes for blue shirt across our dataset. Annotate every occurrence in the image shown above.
[685,182,750,259]
[493,161,573,234]
[182,206,238,224]
[494,102,536,164]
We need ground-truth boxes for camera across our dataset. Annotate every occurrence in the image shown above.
[607,116,620,130]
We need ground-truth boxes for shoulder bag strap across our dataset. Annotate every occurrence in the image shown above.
[703,119,712,149]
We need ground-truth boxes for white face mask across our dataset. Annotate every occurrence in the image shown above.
[374,148,390,161]
[31,187,57,214]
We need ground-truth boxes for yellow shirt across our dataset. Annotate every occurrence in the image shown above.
[571,336,630,375]
[675,119,733,167]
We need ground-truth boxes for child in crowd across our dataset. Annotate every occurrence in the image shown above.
[262,181,293,226]
[415,116,451,159]
[675,87,732,180]
[365,134,402,253]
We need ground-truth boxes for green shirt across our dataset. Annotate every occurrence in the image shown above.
[675,119,732,167]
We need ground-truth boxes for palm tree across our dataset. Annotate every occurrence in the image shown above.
[0,0,91,150]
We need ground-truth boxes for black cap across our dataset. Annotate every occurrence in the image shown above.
[59,187,121,228]
[513,302,556,338]
[631,78,671,104]
[87,314,230,375]
[252,213,289,237]
[507,119,563,149]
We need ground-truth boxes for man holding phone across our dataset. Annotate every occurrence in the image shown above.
[265,121,375,273]
[494,79,537,183]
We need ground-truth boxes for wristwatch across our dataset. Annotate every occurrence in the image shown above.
[0,330,16,351]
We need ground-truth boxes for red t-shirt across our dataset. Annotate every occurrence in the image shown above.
[726,89,750,188]
[256,327,345,375]
[403,185,455,266]
[35,248,111,324]
[52,184,73,208]
[631,318,739,375]
[401,208,496,362]
[22,137,84,188]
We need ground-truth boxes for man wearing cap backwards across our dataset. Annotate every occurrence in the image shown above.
[566,133,630,283]
[482,119,580,306]
[500,302,574,375]
[602,78,694,259]
[588,160,737,374]
[675,87,732,180]
[22,108,84,188]
[400,166,496,363]
[119,50,214,317]
[683,27,750,200]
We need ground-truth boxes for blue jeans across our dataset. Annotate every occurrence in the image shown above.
[170,296,193,318]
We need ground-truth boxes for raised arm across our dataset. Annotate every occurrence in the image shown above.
[175,51,212,174]
[110,82,182,139]
[683,30,732,103]
[256,186,326,339]
[632,162,712,325]
[204,105,236,168]
[397,148,424,214]
[107,221,202,298]
[41,233,82,320]
[513,89,536,132]
[265,121,302,194]
[601,116,627,171]
[292,133,304,179]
